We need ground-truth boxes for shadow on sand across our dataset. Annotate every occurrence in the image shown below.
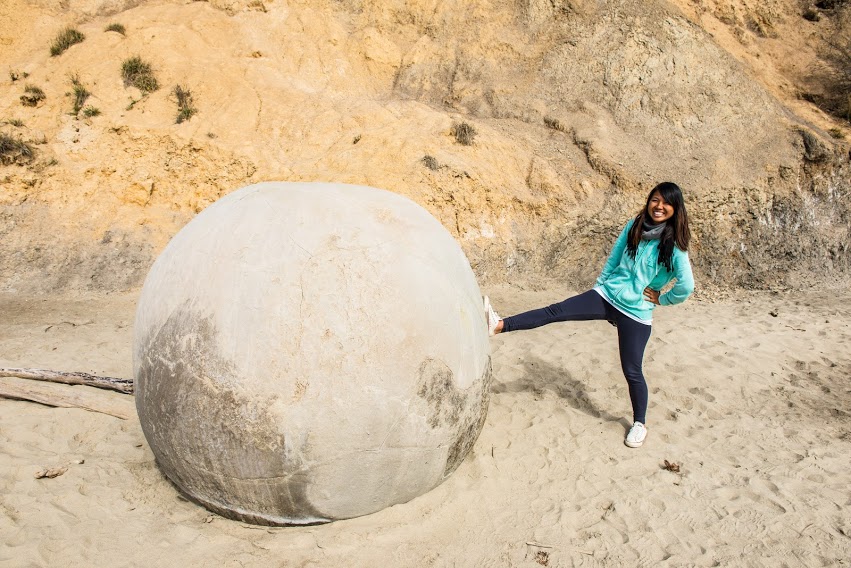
[491,354,630,429]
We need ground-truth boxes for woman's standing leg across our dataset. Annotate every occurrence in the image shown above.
[613,314,652,433]
[501,290,609,332]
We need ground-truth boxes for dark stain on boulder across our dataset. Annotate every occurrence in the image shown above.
[417,358,465,428]
[135,303,327,525]
[444,358,492,476]
[415,356,493,476]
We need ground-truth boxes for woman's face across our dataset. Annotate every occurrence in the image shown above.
[646,191,675,223]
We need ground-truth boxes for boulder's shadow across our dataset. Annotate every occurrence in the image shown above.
[491,354,629,428]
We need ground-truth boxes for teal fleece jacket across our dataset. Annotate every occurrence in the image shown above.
[594,220,694,323]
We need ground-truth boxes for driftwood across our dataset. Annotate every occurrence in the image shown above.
[0,376,135,420]
[0,367,134,394]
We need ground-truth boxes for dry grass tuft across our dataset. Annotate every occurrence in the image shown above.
[50,27,85,57]
[69,75,91,115]
[421,155,440,170]
[451,122,477,146]
[105,23,126,35]
[173,85,197,123]
[20,85,45,107]
[122,56,159,93]
[544,116,566,132]
[0,133,35,165]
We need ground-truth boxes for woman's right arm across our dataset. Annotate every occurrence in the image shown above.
[595,221,632,287]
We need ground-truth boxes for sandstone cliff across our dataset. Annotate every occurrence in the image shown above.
[1,0,848,293]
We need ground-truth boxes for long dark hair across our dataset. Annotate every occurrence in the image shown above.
[627,182,690,272]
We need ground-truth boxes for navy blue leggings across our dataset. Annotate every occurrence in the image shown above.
[502,290,652,424]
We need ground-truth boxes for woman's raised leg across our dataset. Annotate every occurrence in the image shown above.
[501,290,609,333]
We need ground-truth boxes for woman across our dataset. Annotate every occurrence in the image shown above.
[485,182,694,448]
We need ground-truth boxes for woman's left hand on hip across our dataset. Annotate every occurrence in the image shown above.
[643,287,661,305]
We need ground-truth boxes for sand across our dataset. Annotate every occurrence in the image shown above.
[1,286,850,567]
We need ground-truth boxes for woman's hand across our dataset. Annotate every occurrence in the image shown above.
[643,287,661,305]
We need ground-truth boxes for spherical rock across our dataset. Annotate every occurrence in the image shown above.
[133,182,492,525]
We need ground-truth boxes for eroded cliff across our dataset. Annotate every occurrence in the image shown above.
[1,0,848,293]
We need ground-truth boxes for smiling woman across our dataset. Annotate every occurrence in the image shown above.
[485,182,694,449]
[648,191,674,222]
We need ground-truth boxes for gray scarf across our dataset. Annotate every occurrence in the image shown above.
[641,220,666,240]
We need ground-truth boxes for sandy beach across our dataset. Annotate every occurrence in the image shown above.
[2,0,850,565]
[1,286,849,567]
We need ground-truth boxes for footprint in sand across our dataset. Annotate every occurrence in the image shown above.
[688,387,716,402]
[711,354,737,369]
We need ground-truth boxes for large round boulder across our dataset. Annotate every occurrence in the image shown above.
[133,181,492,525]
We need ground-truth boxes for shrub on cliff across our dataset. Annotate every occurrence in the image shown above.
[105,23,126,35]
[68,75,91,115]
[50,27,85,56]
[173,85,197,123]
[20,85,45,107]
[452,122,477,146]
[121,56,159,93]
[0,133,34,165]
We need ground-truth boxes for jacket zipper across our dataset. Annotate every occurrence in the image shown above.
[637,241,657,282]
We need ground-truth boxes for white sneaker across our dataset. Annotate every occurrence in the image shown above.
[625,422,647,448]
[483,296,501,336]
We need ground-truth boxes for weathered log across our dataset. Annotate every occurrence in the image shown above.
[0,376,135,420]
[0,367,134,394]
